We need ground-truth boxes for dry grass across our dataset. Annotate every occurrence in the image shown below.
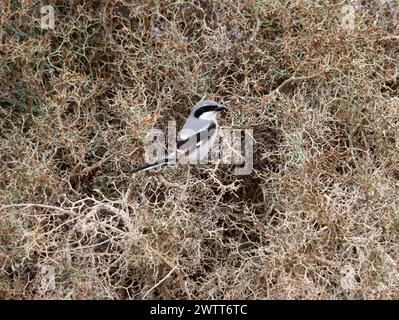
[1,0,399,299]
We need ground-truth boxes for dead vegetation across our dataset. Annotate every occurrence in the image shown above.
[0,0,398,299]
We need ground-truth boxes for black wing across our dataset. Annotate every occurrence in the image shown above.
[176,121,217,156]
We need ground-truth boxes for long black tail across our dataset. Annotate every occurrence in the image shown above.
[133,153,176,173]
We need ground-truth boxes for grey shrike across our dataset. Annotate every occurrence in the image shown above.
[133,100,227,173]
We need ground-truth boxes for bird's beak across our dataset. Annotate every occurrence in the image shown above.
[216,104,227,112]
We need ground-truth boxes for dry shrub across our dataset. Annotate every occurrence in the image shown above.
[0,0,398,299]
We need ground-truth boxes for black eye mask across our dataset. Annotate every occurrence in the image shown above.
[193,105,220,118]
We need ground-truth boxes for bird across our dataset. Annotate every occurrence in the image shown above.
[133,100,227,173]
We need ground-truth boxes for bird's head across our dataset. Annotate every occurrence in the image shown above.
[191,100,227,121]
